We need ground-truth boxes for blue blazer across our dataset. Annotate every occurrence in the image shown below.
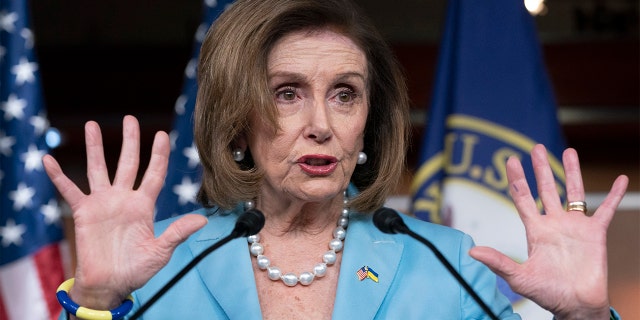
[120,207,519,319]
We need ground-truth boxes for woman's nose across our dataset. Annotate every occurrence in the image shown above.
[303,100,332,143]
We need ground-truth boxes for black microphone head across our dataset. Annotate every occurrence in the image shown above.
[232,209,265,238]
[373,207,408,234]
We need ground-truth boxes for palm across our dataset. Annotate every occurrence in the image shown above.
[509,210,608,310]
[71,187,161,293]
[470,145,628,319]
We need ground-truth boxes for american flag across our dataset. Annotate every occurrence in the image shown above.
[356,266,368,281]
[0,1,67,319]
[154,0,235,221]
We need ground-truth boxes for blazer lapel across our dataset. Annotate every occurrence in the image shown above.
[188,213,263,319]
[332,212,404,319]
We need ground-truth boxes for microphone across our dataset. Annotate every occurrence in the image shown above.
[373,208,499,320]
[229,208,266,238]
[130,209,265,320]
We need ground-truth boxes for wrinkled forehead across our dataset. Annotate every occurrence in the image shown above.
[267,29,368,76]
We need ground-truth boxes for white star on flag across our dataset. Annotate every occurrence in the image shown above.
[41,199,61,225]
[11,57,38,85]
[0,11,18,33]
[195,24,209,43]
[2,93,27,120]
[172,176,200,205]
[20,144,46,172]
[0,219,27,247]
[185,58,197,79]
[174,94,187,115]
[8,182,35,211]
[183,143,200,168]
[20,27,33,49]
[0,130,16,156]
[169,130,179,150]
[29,112,49,135]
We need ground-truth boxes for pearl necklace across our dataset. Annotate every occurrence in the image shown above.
[247,194,350,287]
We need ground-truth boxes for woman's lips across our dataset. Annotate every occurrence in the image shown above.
[297,155,338,176]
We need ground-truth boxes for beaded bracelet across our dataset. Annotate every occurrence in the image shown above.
[56,278,134,320]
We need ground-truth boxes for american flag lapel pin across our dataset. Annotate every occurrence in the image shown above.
[356,266,379,283]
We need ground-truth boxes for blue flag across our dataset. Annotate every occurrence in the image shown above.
[410,0,566,317]
[155,0,235,221]
[0,0,67,318]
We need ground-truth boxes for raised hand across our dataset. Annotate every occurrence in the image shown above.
[469,144,628,320]
[43,115,207,309]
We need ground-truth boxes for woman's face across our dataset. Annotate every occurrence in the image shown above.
[245,29,369,204]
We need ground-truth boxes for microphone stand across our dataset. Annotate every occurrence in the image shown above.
[374,208,499,320]
[402,227,499,320]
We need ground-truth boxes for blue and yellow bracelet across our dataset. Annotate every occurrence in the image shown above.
[56,278,134,320]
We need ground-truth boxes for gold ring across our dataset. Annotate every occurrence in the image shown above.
[567,201,588,215]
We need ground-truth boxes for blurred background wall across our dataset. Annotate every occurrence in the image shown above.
[30,0,638,317]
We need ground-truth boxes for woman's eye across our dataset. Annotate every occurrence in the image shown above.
[276,87,297,101]
[338,92,350,102]
[337,90,356,103]
[282,90,295,100]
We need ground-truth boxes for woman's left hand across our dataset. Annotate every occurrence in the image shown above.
[469,144,628,320]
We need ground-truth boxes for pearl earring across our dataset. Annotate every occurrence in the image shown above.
[233,148,245,162]
[357,151,367,165]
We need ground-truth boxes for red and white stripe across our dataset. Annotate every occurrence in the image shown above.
[0,242,69,320]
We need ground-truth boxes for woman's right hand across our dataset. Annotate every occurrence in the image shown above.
[43,115,208,310]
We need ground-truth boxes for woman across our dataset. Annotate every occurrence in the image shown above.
[44,0,628,319]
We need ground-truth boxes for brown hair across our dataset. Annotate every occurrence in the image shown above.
[194,0,410,212]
